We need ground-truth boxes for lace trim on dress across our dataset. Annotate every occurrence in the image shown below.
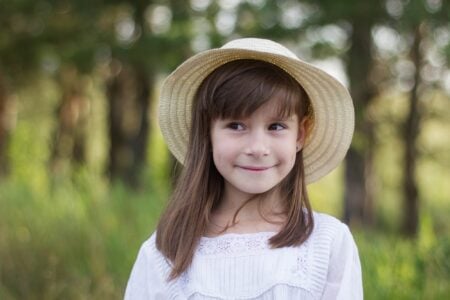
[197,232,276,255]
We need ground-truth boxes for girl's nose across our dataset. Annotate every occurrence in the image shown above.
[244,131,270,157]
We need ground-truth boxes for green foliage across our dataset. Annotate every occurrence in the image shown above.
[0,171,167,300]
[356,222,450,299]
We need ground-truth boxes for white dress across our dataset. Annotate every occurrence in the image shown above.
[124,212,363,299]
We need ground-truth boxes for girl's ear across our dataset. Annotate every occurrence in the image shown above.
[296,118,308,152]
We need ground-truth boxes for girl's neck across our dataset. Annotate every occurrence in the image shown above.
[205,188,287,237]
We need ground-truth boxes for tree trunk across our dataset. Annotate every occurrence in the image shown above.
[344,18,377,226]
[402,25,422,237]
[49,66,89,176]
[0,72,15,178]
[107,62,152,188]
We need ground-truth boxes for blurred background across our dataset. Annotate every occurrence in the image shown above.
[0,0,449,299]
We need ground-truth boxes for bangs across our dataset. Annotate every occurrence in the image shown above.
[196,59,309,121]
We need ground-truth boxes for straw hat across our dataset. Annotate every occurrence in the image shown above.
[159,38,354,184]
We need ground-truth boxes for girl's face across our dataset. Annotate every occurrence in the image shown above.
[210,97,305,200]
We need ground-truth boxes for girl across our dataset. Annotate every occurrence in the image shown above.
[125,38,362,299]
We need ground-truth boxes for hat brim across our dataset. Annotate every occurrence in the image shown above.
[159,47,354,184]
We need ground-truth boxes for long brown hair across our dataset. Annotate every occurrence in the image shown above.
[156,59,314,280]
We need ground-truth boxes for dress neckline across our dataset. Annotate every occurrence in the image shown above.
[201,231,278,240]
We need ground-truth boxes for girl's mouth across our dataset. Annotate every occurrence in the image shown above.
[238,166,272,172]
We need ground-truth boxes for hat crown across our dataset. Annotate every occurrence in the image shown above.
[221,38,299,60]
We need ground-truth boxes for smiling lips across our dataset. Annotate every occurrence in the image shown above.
[238,165,273,172]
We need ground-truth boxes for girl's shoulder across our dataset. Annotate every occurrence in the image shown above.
[312,210,344,228]
[124,233,174,299]
[311,211,349,237]
[310,211,356,253]
[132,232,173,277]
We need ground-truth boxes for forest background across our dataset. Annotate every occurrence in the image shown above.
[0,0,449,299]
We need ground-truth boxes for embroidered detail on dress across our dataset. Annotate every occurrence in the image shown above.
[292,239,309,280]
[197,232,275,255]
[179,272,190,285]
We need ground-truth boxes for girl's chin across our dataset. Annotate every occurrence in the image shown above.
[229,185,277,196]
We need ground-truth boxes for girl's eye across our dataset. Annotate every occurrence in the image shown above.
[268,123,286,131]
[227,122,245,130]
